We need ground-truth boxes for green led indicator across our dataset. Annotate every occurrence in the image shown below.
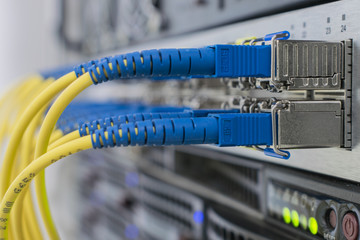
[282,207,291,224]
[309,217,318,235]
[291,210,300,227]
[300,215,307,230]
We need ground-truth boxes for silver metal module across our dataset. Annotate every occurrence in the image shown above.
[276,101,342,149]
[264,39,353,152]
[275,40,343,90]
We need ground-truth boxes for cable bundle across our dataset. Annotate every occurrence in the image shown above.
[58,102,188,134]
[0,43,273,240]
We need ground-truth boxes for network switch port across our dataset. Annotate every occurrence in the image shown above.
[274,100,342,149]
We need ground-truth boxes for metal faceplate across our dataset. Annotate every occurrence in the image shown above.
[275,40,343,90]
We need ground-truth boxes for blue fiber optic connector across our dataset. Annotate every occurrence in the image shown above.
[72,44,271,84]
[91,113,272,148]
[78,109,239,137]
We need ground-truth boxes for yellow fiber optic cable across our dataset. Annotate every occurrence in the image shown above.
[8,79,52,182]
[1,126,131,240]
[9,152,21,240]
[4,78,41,127]
[49,131,79,150]
[9,77,44,133]
[4,79,57,240]
[11,108,48,240]
[0,135,93,240]
[8,79,55,240]
[27,130,78,239]
[13,131,65,240]
[21,124,44,240]
[49,130,64,145]
[23,192,42,240]
[23,131,79,239]
[0,72,75,240]
[2,77,44,240]
[0,80,36,152]
[21,209,32,240]
[0,85,23,239]
[21,211,32,240]
[3,65,126,238]
[33,73,92,240]
[10,185,28,240]
[0,72,76,198]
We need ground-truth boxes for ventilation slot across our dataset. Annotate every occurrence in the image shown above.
[207,208,267,240]
[174,150,262,210]
[139,175,204,238]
